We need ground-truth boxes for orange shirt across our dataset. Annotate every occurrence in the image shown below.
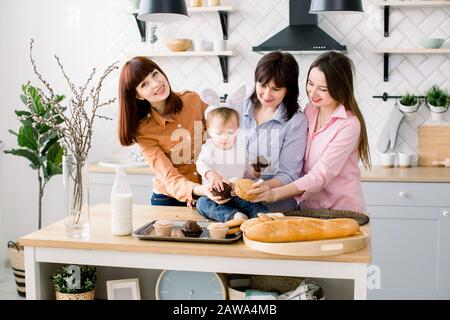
[136,91,208,202]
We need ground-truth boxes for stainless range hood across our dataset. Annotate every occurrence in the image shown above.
[253,0,347,53]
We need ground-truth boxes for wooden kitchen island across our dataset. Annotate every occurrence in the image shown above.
[20,204,371,300]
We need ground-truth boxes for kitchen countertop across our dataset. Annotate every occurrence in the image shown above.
[20,204,371,263]
[359,166,450,183]
[89,161,450,183]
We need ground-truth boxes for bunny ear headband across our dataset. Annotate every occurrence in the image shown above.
[200,84,246,119]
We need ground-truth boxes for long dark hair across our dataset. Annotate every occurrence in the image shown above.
[307,51,371,169]
[118,56,182,146]
[250,51,300,121]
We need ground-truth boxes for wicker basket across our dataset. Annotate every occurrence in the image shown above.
[7,241,26,297]
[55,289,95,300]
[286,208,370,226]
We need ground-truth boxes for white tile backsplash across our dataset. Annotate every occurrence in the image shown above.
[1,0,448,168]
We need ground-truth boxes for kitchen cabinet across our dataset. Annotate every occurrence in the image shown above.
[89,165,154,205]
[362,181,450,299]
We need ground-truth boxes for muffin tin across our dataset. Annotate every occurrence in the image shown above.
[133,220,242,244]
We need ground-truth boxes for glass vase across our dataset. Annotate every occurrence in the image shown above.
[63,154,90,238]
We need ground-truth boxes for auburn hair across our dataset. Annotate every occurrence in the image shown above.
[307,51,371,169]
[118,56,182,146]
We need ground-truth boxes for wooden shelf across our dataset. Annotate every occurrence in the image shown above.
[129,6,233,14]
[374,47,450,81]
[141,50,233,57]
[374,48,450,54]
[379,1,450,37]
[377,1,450,7]
[131,6,232,41]
[129,50,233,83]
[188,6,233,13]
[129,6,234,82]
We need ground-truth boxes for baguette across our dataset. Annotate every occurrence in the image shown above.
[257,213,273,222]
[240,218,262,232]
[244,218,359,243]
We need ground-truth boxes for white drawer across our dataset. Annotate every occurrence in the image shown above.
[362,182,450,207]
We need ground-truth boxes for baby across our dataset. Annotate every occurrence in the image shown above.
[195,85,269,222]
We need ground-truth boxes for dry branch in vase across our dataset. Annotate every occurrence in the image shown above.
[23,38,119,226]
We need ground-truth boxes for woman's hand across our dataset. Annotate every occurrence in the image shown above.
[251,182,304,203]
[247,179,277,203]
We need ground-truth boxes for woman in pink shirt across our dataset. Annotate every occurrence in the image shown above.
[251,51,371,212]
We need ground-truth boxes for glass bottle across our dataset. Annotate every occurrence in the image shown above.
[111,166,133,236]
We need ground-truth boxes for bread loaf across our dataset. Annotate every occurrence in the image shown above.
[244,218,359,242]
[234,179,257,201]
[240,218,262,232]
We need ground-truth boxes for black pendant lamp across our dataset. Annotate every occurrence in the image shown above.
[137,0,188,22]
[310,0,363,14]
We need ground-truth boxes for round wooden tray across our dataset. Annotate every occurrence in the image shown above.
[243,231,369,257]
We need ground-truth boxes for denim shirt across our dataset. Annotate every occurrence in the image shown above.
[240,98,308,211]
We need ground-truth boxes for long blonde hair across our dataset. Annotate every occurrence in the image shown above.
[307,52,371,169]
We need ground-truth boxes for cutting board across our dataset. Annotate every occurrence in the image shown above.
[243,232,369,257]
[419,126,450,166]
[243,221,369,257]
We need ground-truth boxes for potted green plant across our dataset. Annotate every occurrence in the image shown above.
[3,83,65,297]
[51,265,96,300]
[399,93,419,113]
[426,85,449,121]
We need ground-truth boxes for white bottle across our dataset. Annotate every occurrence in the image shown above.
[111,166,133,236]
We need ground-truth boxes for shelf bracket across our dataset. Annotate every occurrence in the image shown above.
[384,6,390,37]
[218,11,228,40]
[383,53,389,82]
[133,13,146,42]
[218,55,228,83]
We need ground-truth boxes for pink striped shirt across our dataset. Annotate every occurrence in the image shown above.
[294,103,365,212]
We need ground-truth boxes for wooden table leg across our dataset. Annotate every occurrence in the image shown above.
[353,263,368,300]
[24,247,41,300]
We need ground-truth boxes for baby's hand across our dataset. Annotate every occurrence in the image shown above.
[205,170,225,192]
[187,199,196,209]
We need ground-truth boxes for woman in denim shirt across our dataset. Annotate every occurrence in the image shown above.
[241,51,308,211]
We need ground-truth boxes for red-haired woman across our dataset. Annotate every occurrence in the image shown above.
[118,56,221,206]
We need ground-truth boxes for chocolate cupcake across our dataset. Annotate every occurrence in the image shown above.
[181,220,203,237]
[211,182,232,200]
[252,156,270,173]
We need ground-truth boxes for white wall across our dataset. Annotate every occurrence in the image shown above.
[0,0,449,244]
[0,0,132,246]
